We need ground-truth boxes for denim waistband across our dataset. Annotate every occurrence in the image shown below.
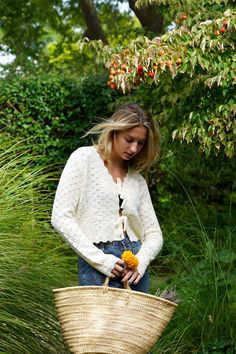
[94,233,140,249]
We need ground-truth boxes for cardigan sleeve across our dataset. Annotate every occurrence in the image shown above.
[135,175,163,277]
[51,150,120,276]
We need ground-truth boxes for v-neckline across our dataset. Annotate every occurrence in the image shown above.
[93,145,129,185]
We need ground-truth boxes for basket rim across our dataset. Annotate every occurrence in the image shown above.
[53,285,178,307]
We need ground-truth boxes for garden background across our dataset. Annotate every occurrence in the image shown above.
[0,1,235,353]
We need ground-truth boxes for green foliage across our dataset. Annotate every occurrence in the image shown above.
[135,0,235,35]
[0,73,121,167]
[0,0,143,74]
[0,134,74,353]
[150,221,236,353]
[97,2,144,45]
[0,0,67,69]
[134,0,235,37]
[84,9,235,158]
[45,3,142,73]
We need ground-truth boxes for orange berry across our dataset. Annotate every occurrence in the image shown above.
[148,72,154,78]
[220,27,226,33]
[167,60,173,66]
[121,63,127,70]
[214,30,220,36]
[110,69,116,75]
[110,83,117,90]
[109,74,114,80]
[153,65,158,71]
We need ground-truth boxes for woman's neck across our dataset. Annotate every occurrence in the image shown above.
[95,145,128,180]
[104,150,128,183]
[106,151,127,170]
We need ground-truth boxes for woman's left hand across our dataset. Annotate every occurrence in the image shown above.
[121,267,141,285]
[111,259,125,278]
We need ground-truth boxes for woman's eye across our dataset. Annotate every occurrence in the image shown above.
[138,141,145,146]
[125,138,132,143]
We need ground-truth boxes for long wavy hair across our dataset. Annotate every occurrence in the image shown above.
[86,103,160,173]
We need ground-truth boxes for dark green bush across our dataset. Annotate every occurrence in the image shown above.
[0,73,121,166]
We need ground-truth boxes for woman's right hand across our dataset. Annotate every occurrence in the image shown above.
[111,259,125,278]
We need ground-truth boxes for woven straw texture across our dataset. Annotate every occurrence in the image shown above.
[53,284,177,354]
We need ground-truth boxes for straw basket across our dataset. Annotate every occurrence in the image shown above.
[53,277,177,354]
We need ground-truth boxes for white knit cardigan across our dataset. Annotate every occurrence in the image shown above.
[51,146,163,277]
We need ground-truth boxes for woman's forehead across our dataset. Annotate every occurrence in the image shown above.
[123,126,147,140]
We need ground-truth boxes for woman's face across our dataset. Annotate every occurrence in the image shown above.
[112,125,147,162]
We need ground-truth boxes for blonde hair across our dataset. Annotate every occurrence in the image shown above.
[87,103,160,173]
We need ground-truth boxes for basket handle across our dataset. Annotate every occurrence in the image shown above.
[103,276,131,291]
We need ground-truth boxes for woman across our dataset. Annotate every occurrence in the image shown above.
[51,103,163,293]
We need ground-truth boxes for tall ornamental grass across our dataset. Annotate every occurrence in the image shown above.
[1,133,235,353]
[0,134,74,354]
[151,194,236,353]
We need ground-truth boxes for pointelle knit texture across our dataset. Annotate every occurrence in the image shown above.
[51,146,163,277]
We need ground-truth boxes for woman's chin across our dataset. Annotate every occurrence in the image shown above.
[123,153,134,160]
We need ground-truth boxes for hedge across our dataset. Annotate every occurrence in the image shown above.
[0,73,121,166]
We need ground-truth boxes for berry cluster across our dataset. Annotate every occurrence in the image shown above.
[214,20,228,35]
[107,55,183,91]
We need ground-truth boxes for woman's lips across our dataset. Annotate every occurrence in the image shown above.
[125,152,134,158]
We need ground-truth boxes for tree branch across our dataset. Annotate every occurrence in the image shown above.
[79,0,108,44]
[128,0,164,34]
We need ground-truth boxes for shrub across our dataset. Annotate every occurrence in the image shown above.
[0,73,121,167]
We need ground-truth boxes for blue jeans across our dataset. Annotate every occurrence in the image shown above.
[78,234,150,293]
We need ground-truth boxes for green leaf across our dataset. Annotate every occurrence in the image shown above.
[217,250,236,263]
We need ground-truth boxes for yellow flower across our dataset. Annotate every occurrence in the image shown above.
[121,250,139,268]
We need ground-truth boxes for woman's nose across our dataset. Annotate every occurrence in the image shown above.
[130,142,138,153]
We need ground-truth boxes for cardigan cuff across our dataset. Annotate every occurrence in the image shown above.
[136,258,149,278]
[93,254,120,277]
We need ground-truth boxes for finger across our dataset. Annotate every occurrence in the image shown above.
[121,266,137,275]
[121,270,134,283]
[121,268,129,277]
[122,270,140,284]
[114,264,124,272]
[116,259,125,266]
[127,273,137,284]
[121,267,138,280]
[129,271,139,283]
[129,272,140,284]
[133,274,141,284]
[111,269,122,277]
